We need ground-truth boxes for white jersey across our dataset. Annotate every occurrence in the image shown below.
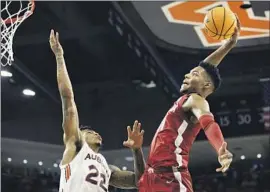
[59,142,111,192]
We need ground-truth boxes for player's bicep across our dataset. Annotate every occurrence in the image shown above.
[61,97,80,143]
[109,165,137,189]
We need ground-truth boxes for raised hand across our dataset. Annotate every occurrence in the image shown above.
[229,14,241,45]
[123,120,144,150]
[216,142,233,173]
[49,29,64,56]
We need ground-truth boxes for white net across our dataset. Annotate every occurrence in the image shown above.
[1,0,35,66]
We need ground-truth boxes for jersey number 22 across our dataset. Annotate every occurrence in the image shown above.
[85,165,107,191]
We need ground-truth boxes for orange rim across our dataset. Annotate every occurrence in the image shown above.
[3,0,35,24]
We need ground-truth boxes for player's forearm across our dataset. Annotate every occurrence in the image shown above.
[109,165,136,189]
[199,115,225,153]
[55,55,74,98]
[204,123,225,153]
[203,40,236,67]
[109,169,137,189]
[132,148,145,183]
[56,56,79,141]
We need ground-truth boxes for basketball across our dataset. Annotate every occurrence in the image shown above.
[204,7,237,40]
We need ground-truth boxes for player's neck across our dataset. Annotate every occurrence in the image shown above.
[88,143,100,153]
[183,91,207,98]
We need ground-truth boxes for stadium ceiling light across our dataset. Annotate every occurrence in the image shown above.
[122,166,127,171]
[141,81,156,89]
[23,159,28,164]
[257,154,262,159]
[116,15,123,24]
[7,157,12,162]
[53,163,58,168]
[38,161,43,166]
[116,25,123,36]
[125,157,134,162]
[1,70,12,77]
[240,155,245,160]
[149,81,156,88]
[135,47,142,57]
[22,89,35,96]
[108,13,114,26]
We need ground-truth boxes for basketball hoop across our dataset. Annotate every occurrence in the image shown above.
[1,0,35,66]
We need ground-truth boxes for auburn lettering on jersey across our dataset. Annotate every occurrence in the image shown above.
[59,142,111,192]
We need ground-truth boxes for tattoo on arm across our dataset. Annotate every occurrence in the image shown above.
[56,56,74,98]
[108,149,145,189]
[109,165,136,189]
[55,55,79,143]
[132,148,146,183]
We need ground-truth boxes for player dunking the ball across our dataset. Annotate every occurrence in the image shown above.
[49,30,145,192]
[138,17,241,192]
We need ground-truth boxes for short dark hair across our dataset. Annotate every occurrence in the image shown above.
[199,61,222,90]
[79,125,92,131]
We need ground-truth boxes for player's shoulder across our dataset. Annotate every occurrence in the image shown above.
[189,93,207,102]
[191,93,209,107]
[183,93,209,110]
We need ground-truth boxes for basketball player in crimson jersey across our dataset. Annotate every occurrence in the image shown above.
[49,30,145,192]
[138,16,241,192]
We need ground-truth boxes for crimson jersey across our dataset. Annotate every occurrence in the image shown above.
[147,94,202,169]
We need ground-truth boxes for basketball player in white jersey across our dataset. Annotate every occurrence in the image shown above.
[49,30,146,192]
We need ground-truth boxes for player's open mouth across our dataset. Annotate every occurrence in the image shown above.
[96,138,102,146]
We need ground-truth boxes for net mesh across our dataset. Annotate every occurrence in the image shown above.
[1,0,35,66]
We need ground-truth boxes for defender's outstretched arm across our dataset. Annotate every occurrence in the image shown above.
[123,121,146,183]
[109,121,146,189]
[132,148,145,184]
[49,29,80,144]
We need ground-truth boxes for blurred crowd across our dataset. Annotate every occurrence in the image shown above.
[192,165,270,192]
[2,160,270,192]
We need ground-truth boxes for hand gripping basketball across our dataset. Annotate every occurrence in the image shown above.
[229,14,241,45]
[49,29,64,56]
[123,120,144,150]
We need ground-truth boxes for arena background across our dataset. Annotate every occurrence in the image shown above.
[1,1,270,192]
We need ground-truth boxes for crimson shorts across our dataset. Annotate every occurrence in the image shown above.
[138,167,194,192]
